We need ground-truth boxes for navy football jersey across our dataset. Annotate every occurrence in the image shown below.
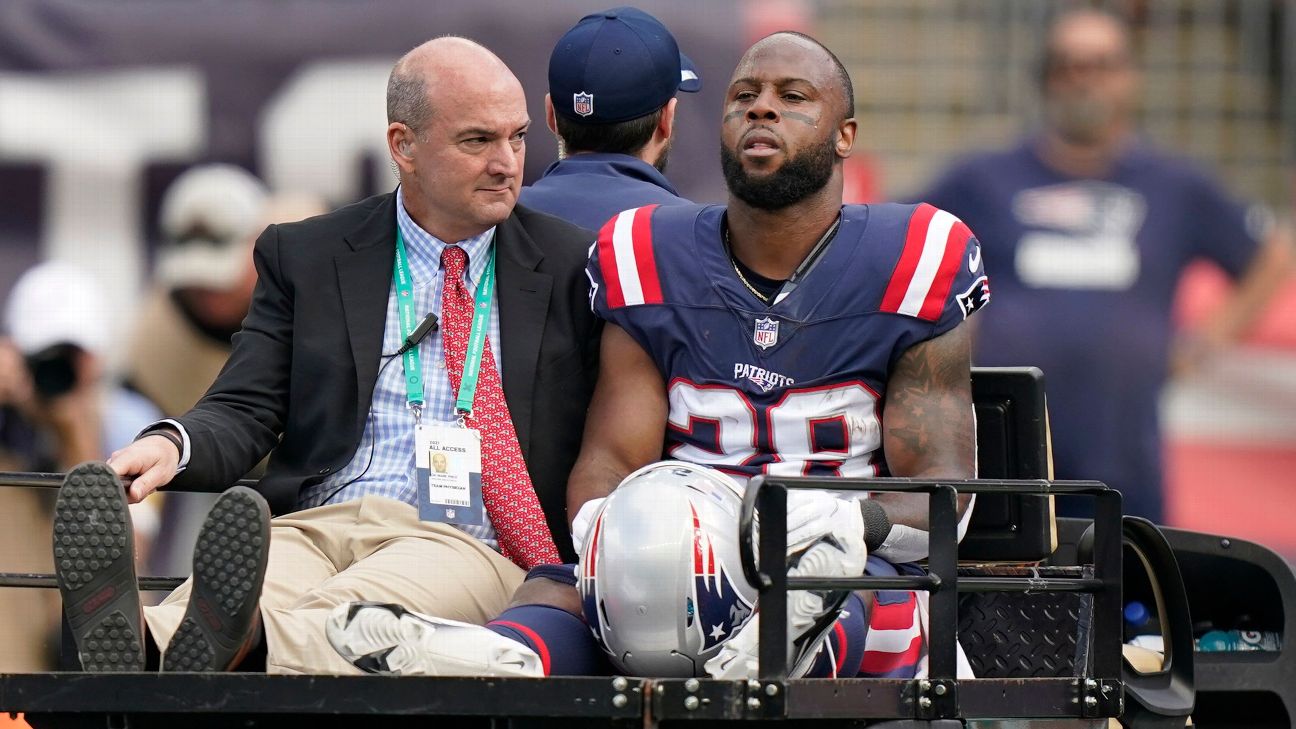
[587,202,989,480]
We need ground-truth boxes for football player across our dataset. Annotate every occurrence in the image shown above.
[566,30,987,677]
[328,30,987,679]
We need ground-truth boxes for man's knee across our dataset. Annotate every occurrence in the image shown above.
[510,565,582,616]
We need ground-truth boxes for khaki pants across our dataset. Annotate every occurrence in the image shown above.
[143,496,525,674]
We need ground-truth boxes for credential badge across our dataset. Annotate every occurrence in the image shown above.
[573,92,594,118]
[752,316,779,350]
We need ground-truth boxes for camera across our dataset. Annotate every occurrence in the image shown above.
[25,343,81,400]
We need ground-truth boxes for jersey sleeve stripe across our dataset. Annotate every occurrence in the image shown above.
[895,208,958,319]
[917,220,973,320]
[630,204,664,304]
[605,205,664,307]
[880,203,937,314]
[596,214,627,309]
[611,210,644,305]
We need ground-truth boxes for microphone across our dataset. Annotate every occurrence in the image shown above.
[395,313,439,355]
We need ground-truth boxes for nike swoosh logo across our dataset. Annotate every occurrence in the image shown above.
[968,245,982,273]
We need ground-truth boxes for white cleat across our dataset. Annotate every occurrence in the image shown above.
[705,531,868,679]
[327,601,544,677]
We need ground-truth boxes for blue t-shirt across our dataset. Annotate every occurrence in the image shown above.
[519,153,691,232]
[919,138,1261,522]
[587,202,988,481]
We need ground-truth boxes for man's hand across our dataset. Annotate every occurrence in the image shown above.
[107,434,181,503]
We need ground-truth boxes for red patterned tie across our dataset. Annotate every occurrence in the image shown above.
[439,245,562,569]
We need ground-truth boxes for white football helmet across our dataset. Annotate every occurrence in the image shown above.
[578,461,758,677]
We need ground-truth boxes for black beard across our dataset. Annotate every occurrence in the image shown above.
[652,138,672,173]
[721,135,835,210]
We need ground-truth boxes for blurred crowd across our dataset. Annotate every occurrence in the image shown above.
[0,165,324,669]
[0,0,1292,672]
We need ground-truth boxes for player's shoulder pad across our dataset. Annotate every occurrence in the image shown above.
[592,202,708,310]
[877,202,978,322]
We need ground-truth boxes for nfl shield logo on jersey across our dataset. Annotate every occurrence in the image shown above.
[573,92,594,118]
[752,316,779,350]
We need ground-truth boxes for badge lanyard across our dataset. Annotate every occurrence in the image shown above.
[392,227,496,424]
[393,228,424,422]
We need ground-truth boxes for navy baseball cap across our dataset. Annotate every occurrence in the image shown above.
[549,7,701,123]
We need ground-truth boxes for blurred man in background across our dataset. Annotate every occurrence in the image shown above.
[918,7,1293,523]
[125,165,325,579]
[519,7,700,231]
[127,164,325,418]
[5,261,162,475]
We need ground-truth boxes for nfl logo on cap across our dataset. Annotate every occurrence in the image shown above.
[752,316,779,350]
[549,8,701,124]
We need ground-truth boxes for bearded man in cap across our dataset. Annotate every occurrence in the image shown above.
[519,7,701,231]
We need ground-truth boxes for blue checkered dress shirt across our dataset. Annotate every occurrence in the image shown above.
[297,189,501,547]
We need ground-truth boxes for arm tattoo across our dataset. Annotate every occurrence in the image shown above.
[883,324,975,480]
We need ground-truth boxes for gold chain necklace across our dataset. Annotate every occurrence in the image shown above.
[724,226,773,304]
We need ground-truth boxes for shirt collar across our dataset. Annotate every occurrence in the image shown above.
[396,187,495,287]
[538,153,681,196]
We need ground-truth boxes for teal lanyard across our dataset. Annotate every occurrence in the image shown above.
[393,228,424,418]
[392,227,496,421]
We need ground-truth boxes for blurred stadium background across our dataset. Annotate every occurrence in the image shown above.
[0,0,1291,571]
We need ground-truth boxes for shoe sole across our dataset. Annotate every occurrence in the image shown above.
[53,462,144,672]
[162,486,271,671]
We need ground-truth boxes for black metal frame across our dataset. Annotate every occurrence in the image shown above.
[0,674,647,726]
[728,474,1125,721]
[0,471,1128,726]
[0,472,252,592]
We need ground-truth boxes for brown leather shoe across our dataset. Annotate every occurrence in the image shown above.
[162,486,271,672]
[53,462,145,671]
